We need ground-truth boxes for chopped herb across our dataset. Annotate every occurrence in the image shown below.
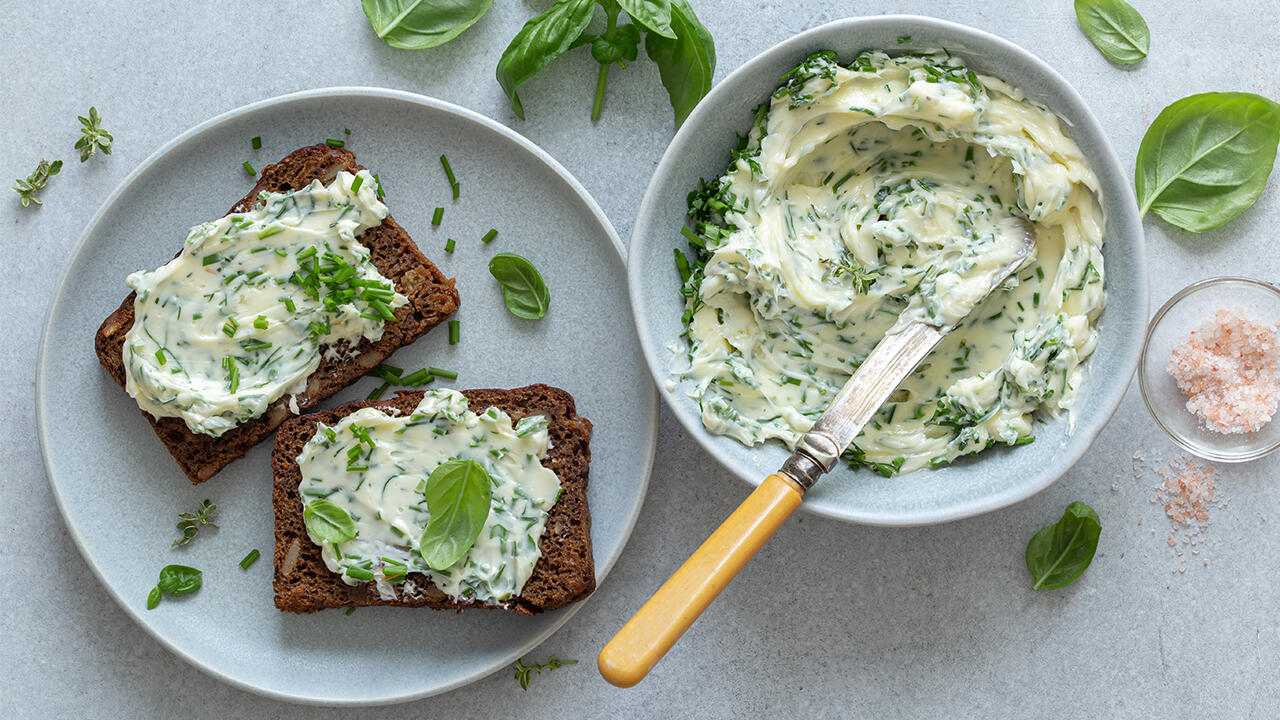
[172,499,219,547]
[75,106,113,162]
[345,607,356,615]
[349,174,364,194]
[253,315,269,330]
[12,158,62,207]
[242,161,255,175]
[481,228,498,244]
[251,136,262,150]
[449,320,460,345]
[202,253,220,266]
[325,138,345,148]
[222,317,239,337]
[428,367,458,380]
[440,154,459,199]
[373,173,385,198]
[432,207,444,225]
[513,656,578,690]
[239,549,261,569]
[445,238,456,253]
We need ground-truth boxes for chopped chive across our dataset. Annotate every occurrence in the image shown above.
[297,246,317,261]
[254,315,269,330]
[344,566,373,581]
[344,128,352,136]
[242,161,255,175]
[225,356,239,393]
[325,138,345,148]
[448,320,459,345]
[349,175,364,194]
[154,348,167,366]
[222,317,239,337]
[373,173,384,198]
[367,382,390,400]
[282,297,296,312]
[481,228,498,244]
[345,607,356,616]
[202,253,220,266]
[366,298,395,322]
[445,238,456,253]
[432,207,444,225]
[440,154,457,193]
[273,247,287,257]
[258,225,284,239]
[427,367,458,380]
[239,549,260,569]
[251,136,262,150]
[781,376,802,385]
[400,369,432,386]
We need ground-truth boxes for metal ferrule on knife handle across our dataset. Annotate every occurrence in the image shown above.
[779,322,949,490]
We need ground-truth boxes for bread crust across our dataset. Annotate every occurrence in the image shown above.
[271,385,595,615]
[93,144,460,483]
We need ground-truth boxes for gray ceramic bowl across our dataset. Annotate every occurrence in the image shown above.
[628,15,1148,525]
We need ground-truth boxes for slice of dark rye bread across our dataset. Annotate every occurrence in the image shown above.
[271,384,595,615]
[94,144,460,484]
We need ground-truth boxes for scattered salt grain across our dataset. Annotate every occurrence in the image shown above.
[1156,455,1217,526]
[1167,306,1280,434]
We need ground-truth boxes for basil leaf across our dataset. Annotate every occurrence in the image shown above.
[644,0,716,128]
[303,498,358,544]
[592,23,640,65]
[418,459,492,571]
[496,0,597,119]
[361,0,494,50]
[146,586,162,610]
[1073,0,1149,65]
[156,565,203,596]
[488,253,550,320]
[1025,501,1102,590]
[1136,92,1280,232]
[618,0,676,39]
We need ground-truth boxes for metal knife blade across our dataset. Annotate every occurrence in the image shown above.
[779,222,1036,490]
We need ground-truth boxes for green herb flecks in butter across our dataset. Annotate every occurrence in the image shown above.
[295,389,561,606]
[675,50,1106,475]
[123,171,406,437]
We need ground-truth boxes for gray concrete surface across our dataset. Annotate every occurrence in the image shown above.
[3,1,1278,717]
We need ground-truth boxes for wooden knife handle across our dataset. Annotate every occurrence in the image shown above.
[597,473,804,687]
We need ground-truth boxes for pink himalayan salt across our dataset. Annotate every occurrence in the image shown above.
[1156,456,1216,527]
[1166,306,1280,434]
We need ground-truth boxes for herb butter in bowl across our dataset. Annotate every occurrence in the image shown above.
[629,16,1147,525]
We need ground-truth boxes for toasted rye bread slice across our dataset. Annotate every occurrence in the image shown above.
[94,144,460,484]
[271,385,595,615]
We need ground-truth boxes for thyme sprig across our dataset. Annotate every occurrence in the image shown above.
[173,499,219,547]
[12,158,62,207]
[512,655,577,690]
[75,106,113,162]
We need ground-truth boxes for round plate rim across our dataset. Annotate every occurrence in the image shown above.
[627,15,1147,526]
[35,86,657,705]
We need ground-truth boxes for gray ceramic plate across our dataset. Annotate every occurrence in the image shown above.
[629,16,1147,525]
[36,88,656,705]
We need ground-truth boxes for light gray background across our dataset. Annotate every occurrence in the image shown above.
[3,1,1277,717]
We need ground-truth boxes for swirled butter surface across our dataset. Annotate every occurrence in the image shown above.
[296,389,561,605]
[675,50,1106,474]
[123,170,405,437]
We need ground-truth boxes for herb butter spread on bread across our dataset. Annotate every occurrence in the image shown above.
[124,170,405,437]
[95,144,460,484]
[296,389,560,605]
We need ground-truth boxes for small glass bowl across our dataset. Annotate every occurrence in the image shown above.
[1139,276,1280,462]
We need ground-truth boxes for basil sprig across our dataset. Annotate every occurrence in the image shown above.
[303,498,358,544]
[489,253,550,320]
[146,564,203,610]
[361,0,494,50]
[418,459,493,571]
[1025,502,1102,590]
[1136,92,1280,232]
[496,0,715,126]
[1073,0,1149,65]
